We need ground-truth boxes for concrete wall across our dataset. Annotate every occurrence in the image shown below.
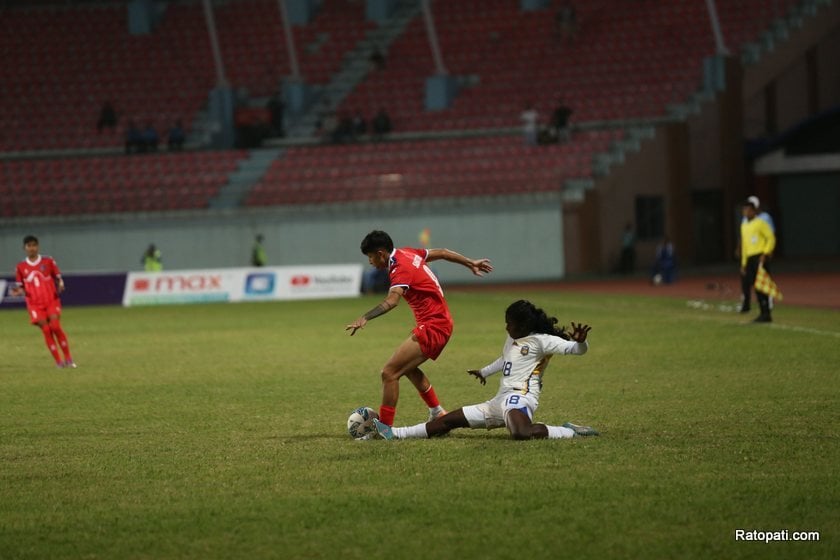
[0,193,566,284]
[744,3,840,135]
[777,172,840,256]
[816,26,840,111]
[582,123,693,275]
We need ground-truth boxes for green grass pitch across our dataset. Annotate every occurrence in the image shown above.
[1,290,838,559]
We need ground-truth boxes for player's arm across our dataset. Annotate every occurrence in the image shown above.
[468,355,505,386]
[345,287,403,336]
[541,324,591,355]
[10,267,24,297]
[426,248,493,277]
[50,261,66,293]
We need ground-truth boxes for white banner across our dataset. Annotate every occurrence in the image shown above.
[123,264,363,306]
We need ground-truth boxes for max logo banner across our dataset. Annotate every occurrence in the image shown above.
[134,275,223,292]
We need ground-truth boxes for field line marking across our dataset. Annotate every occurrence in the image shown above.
[765,323,840,338]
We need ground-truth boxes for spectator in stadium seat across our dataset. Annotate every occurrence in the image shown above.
[266,92,285,137]
[371,108,392,141]
[520,103,539,146]
[97,100,117,133]
[369,46,386,71]
[555,1,578,43]
[352,110,367,139]
[125,120,144,154]
[550,99,573,143]
[167,120,186,151]
[332,113,355,144]
[142,122,159,152]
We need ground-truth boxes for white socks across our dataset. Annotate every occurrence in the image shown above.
[428,405,446,418]
[391,423,429,439]
[392,423,574,439]
[546,425,575,439]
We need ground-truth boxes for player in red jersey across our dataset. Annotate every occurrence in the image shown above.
[346,230,493,427]
[10,235,76,368]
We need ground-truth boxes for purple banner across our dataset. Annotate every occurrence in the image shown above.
[0,273,127,310]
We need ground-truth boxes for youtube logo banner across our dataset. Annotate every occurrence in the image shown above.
[123,265,362,306]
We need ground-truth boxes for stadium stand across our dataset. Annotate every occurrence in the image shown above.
[0,0,370,152]
[0,151,245,217]
[0,0,806,217]
[215,0,374,95]
[339,0,801,131]
[245,131,620,205]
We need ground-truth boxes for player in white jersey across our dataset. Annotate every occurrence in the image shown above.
[373,300,599,441]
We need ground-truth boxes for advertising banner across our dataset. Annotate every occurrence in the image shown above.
[122,268,241,306]
[123,264,362,306]
[0,273,127,310]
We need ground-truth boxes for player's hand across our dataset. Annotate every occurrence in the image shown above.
[470,258,493,276]
[569,322,591,343]
[467,369,486,385]
[345,317,367,336]
[57,280,66,293]
[10,287,24,297]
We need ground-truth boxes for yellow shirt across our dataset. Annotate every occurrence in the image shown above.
[740,217,776,267]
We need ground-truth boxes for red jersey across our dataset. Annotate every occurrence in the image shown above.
[389,248,452,326]
[16,255,62,307]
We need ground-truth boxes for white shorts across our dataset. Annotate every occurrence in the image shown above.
[462,391,539,430]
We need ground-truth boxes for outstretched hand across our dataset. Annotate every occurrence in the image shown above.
[467,369,486,385]
[469,259,493,277]
[345,317,367,336]
[569,322,591,343]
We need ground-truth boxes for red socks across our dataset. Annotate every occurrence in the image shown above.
[40,323,62,364]
[419,385,441,408]
[49,320,72,362]
[379,405,396,427]
[379,387,440,426]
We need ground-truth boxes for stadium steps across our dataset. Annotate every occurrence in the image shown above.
[284,0,422,138]
[577,0,828,203]
[208,147,284,209]
[741,0,833,64]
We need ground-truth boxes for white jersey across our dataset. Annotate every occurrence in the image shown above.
[478,333,588,401]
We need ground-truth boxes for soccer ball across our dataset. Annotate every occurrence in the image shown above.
[347,406,378,439]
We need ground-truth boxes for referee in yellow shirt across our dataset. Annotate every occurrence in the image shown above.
[740,199,776,322]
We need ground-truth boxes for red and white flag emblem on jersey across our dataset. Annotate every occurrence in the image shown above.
[754,265,783,301]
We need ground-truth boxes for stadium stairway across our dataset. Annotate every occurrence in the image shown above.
[284,0,421,138]
[208,147,283,209]
[568,0,833,202]
[741,0,831,64]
